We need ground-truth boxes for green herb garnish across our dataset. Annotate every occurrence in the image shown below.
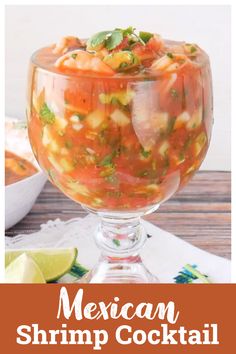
[71,53,77,59]
[167,52,174,59]
[65,140,73,149]
[141,147,151,158]
[139,31,153,43]
[87,31,111,50]
[120,26,135,37]
[17,161,26,170]
[167,117,176,134]
[87,27,154,52]
[75,113,85,121]
[170,88,179,98]
[113,239,121,247]
[39,103,55,125]
[106,30,123,50]
[98,154,114,167]
[137,170,149,177]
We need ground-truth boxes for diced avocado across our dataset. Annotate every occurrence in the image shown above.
[110,109,130,127]
[152,112,169,133]
[99,90,135,106]
[42,125,51,146]
[91,198,103,207]
[186,107,203,130]
[194,132,207,156]
[50,140,60,153]
[100,166,115,177]
[185,165,195,175]
[42,126,60,153]
[184,43,198,56]
[103,51,140,71]
[177,152,185,165]
[60,158,74,172]
[145,184,160,192]
[32,89,45,114]
[86,110,106,129]
[158,140,170,157]
[48,155,64,174]
[174,111,191,130]
[151,55,173,71]
[55,115,68,130]
[67,181,90,196]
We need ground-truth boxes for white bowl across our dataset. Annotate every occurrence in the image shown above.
[5,117,47,230]
[5,171,47,230]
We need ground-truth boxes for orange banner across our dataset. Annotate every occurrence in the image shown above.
[0,284,235,353]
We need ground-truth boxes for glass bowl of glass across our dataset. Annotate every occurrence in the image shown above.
[27,30,213,283]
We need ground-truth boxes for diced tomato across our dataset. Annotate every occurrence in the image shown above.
[28,31,212,211]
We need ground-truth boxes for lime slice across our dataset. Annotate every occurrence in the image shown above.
[5,253,46,283]
[5,248,78,282]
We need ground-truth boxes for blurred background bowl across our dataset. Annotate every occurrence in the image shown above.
[5,117,47,230]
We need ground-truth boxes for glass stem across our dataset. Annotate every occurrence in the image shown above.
[95,216,147,261]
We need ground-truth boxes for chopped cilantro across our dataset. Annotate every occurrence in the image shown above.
[98,154,114,167]
[138,170,149,177]
[17,161,26,170]
[113,239,121,247]
[39,103,55,125]
[139,31,153,43]
[166,117,176,134]
[121,26,135,37]
[106,30,123,50]
[170,88,179,98]
[71,53,77,59]
[167,52,174,59]
[75,113,85,121]
[65,140,73,149]
[87,31,111,49]
[141,147,151,158]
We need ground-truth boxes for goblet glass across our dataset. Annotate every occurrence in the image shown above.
[27,43,212,283]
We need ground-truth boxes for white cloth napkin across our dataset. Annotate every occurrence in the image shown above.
[5,214,231,283]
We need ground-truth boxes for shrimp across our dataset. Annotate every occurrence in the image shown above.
[52,36,85,55]
[55,49,115,75]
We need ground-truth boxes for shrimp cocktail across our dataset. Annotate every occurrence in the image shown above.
[27,27,213,283]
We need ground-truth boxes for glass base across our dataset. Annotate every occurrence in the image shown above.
[83,255,159,283]
[76,212,160,283]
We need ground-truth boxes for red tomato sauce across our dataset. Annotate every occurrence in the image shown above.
[28,32,212,211]
[5,150,38,186]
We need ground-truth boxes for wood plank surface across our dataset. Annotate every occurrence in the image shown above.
[6,171,231,259]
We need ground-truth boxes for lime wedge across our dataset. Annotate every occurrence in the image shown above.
[5,248,78,282]
[5,253,46,283]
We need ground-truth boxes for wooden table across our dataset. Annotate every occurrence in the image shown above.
[6,171,231,259]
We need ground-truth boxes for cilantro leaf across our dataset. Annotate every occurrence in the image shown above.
[99,154,114,167]
[113,239,121,247]
[122,26,135,37]
[105,30,123,50]
[167,52,174,59]
[87,31,111,49]
[39,103,55,125]
[141,147,151,158]
[139,31,153,43]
